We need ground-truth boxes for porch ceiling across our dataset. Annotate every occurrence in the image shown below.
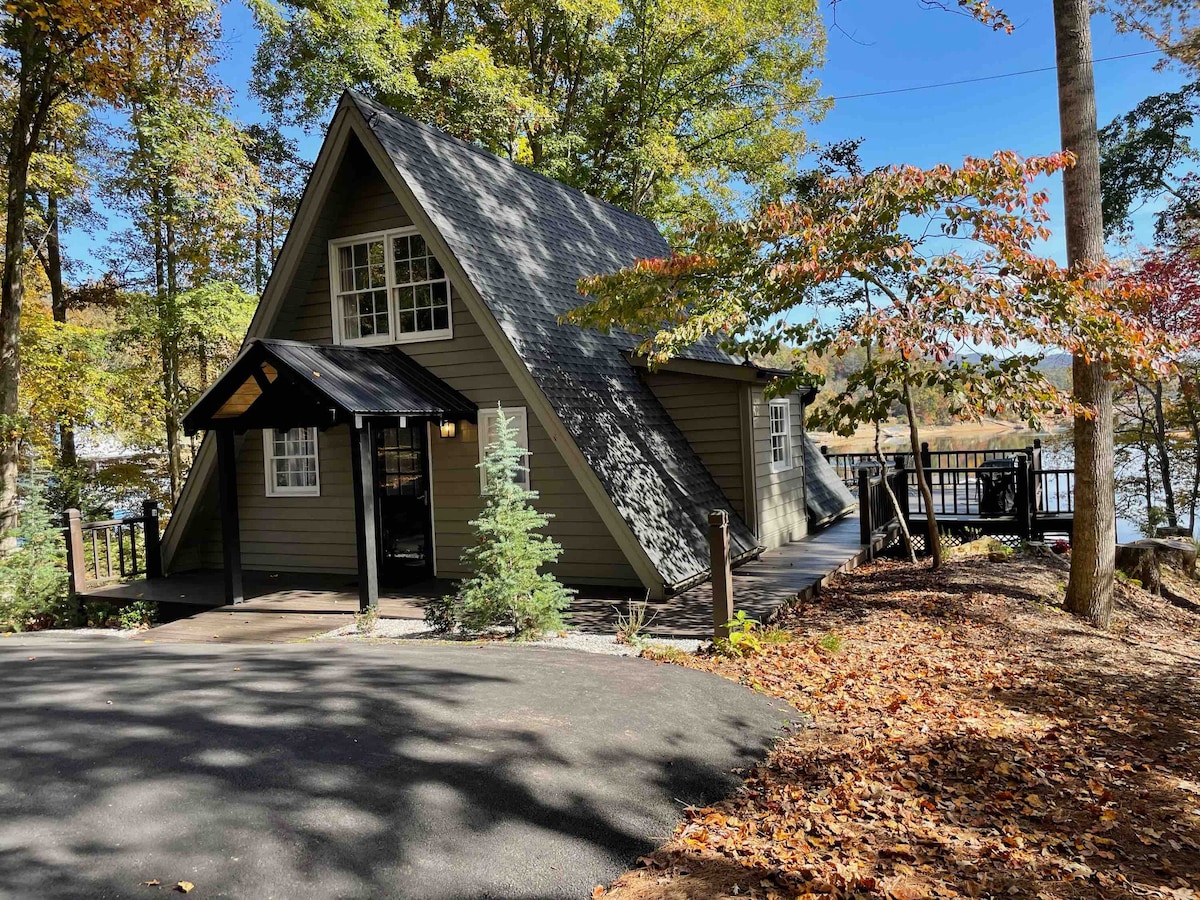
[183,338,477,435]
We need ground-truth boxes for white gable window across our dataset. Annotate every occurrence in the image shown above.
[392,232,451,338]
[769,399,792,473]
[264,427,321,496]
[333,237,390,343]
[329,228,453,346]
[477,406,530,492]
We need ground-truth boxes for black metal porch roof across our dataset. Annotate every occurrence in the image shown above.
[183,338,476,434]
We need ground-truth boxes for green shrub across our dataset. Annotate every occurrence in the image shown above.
[0,476,74,632]
[116,600,157,630]
[714,610,764,658]
[427,404,574,639]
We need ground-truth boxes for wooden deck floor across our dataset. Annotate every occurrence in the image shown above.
[96,515,865,644]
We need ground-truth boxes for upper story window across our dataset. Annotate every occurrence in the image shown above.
[769,399,792,473]
[264,427,321,496]
[329,228,453,346]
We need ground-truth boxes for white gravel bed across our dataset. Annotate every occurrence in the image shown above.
[315,616,705,657]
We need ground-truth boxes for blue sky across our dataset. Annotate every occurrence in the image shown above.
[68,1,1191,274]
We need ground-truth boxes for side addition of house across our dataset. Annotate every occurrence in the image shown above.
[164,91,853,609]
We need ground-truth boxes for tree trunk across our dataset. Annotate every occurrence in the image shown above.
[1055,0,1116,628]
[874,420,915,563]
[44,193,77,474]
[1151,380,1176,527]
[904,380,942,569]
[0,151,29,547]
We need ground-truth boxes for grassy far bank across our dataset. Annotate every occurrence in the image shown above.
[599,551,1200,899]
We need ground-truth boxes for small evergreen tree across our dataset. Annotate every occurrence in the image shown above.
[0,476,74,631]
[427,404,573,638]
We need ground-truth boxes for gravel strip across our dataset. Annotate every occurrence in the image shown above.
[314,617,705,657]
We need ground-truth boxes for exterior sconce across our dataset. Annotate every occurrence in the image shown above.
[439,419,456,439]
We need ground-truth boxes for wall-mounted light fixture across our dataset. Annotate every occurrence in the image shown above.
[439,419,456,439]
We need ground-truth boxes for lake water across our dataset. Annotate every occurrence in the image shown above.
[813,426,1151,543]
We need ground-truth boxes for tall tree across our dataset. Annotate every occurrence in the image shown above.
[105,6,262,502]
[248,0,826,225]
[568,153,1169,574]
[1054,0,1119,627]
[0,0,189,543]
[1099,80,1199,241]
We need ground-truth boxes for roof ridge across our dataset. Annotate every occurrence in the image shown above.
[344,90,665,237]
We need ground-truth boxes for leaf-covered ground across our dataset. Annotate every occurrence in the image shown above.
[603,551,1200,899]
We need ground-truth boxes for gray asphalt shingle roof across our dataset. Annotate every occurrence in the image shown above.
[350,92,760,586]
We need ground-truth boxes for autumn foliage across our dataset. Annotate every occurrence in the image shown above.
[604,552,1200,899]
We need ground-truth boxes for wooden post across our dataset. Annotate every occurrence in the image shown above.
[216,427,244,605]
[351,420,380,611]
[63,509,87,598]
[895,457,910,522]
[858,467,874,560]
[1015,455,1033,541]
[708,509,733,641]
[142,499,162,579]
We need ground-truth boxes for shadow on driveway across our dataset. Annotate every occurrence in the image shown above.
[0,638,793,899]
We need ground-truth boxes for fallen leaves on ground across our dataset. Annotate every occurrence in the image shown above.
[610,552,1200,899]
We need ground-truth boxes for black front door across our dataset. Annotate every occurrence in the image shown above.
[373,421,432,583]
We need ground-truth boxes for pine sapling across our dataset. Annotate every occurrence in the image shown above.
[429,404,574,638]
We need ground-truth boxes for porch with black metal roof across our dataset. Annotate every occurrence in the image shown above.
[181,338,478,612]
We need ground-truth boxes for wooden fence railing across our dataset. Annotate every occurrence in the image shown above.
[822,440,1046,488]
[852,447,1075,555]
[63,500,162,597]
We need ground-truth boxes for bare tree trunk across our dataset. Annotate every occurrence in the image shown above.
[0,150,29,548]
[1151,380,1176,527]
[43,194,77,474]
[904,379,942,569]
[1055,0,1115,628]
[874,420,915,562]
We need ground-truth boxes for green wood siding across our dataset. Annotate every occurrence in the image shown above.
[753,386,809,549]
[640,370,747,521]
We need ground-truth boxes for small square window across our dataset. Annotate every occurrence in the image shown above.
[264,427,321,496]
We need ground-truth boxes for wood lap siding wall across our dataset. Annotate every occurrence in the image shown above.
[641,371,748,522]
[753,386,808,549]
[181,153,640,586]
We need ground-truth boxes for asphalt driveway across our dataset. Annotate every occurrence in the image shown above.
[0,636,793,899]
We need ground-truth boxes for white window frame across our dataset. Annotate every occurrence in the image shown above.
[477,406,530,492]
[328,226,454,347]
[263,427,322,497]
[769,399,793,474]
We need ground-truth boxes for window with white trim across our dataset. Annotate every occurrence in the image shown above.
[769,399,792,473]
[264,427,321,496]
[477,406,530,492]
[334,237,390,342]
[330,228,452,346]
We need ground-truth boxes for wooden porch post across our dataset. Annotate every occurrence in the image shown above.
[350,420,379,611]
[142,499,162,579]
[63,508,87,599]
[709,509,734,641]
[215,427,244,604]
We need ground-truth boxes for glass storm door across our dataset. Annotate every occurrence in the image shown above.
[372,422,432,583]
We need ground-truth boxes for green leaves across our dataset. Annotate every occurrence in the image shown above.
[249,0,825,225]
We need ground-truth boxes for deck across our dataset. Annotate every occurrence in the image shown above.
[85,515,866,643]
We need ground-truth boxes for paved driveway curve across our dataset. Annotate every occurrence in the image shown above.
[0,637,793,899]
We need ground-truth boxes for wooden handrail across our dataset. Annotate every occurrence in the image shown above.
[63,500,163,597]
